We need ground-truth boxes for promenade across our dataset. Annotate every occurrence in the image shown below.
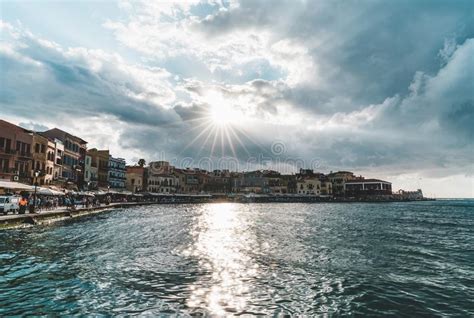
[0,202,155,230]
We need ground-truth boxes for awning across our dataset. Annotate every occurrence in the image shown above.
[77,191,95,197]
[0,180,34,190]
[108,190,132,195]
[37,187,65,196]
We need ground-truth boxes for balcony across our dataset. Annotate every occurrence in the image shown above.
[0,168,28,175]
[0,148,17,155]
[109,176,126,181]
[16,150,32,158]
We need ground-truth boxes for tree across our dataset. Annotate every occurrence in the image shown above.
[138,159,146,167]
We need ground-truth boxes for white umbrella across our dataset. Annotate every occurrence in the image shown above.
[36,187,65,196]
[0,180,34,191]
[77,191,95,197]
[37,187,54,195]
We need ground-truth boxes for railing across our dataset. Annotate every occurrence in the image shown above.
[16,150,32,158]
[0,148,18,155]
[109,176,126,180]
[0,168,29,174]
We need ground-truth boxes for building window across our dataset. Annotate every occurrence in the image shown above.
[0,158,8,172]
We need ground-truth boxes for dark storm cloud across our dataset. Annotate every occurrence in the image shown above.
[441,101,474,142]
[199,0,474,106]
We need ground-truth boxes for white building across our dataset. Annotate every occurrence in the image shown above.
[52,139,64,184]
[84,154,98,189]
[147,174,179,194]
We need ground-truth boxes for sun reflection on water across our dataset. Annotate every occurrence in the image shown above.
[182,203,258,315]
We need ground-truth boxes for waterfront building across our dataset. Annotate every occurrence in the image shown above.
[196,169,210,193]
[147,173,179,193]
[312,172,333,196]
[280,174,297,194]
[297,178,322,195]
[263,170,288,194]
[327,171,357,196]
[229,172,243,192]
[44,138,56,185]
[41,128,87,189]
[182,169,200,193]
[319,176,333,196]
[86,150,126,190]
[0,120,33,184]
[87,149,110,188]
[84,154,98,190]
[174,168,203,193]
[31,133,52,185]
[233,171,269,193]
[126,166,145,193]
[108,156,126,189]
[296,170,333,196]
[344,179,392,197]
[204,170,232,193]
[52,139,64,185]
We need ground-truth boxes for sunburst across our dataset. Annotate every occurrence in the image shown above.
[178,92,268,160]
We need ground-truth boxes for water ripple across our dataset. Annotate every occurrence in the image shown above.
[1,201,473,316]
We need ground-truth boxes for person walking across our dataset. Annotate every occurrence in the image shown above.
[19,197,28,214]
[28,196,35,214]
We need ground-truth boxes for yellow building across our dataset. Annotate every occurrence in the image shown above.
[87,149,110,188]
[327,171,357,196]
[31,133,55,185]
[297,178,322,196]
[126,166,145,193]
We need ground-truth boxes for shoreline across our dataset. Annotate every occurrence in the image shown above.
[0,197,435,230]
[0,202,164,230]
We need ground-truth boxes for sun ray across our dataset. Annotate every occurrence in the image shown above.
[180,123,215,155]
[170,95,270,161]
[181,117,212,132]
[224,126,237,158]
[220,126,225,157]
[228,125,251,157]
[232,125,270,156]
[210,126,220,157]
[197,125,218,157]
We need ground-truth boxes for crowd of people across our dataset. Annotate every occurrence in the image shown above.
[15,194,109,214]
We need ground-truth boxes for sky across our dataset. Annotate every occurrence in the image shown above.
[0,0,473,198]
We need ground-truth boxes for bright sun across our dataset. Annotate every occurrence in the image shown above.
[205,91,244,127]
[181,91,255,158]
[209,103,238,126]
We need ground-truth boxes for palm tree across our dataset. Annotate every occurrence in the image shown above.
[138,159,146,167]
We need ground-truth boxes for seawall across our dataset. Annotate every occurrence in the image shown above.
[0,202,156,230]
